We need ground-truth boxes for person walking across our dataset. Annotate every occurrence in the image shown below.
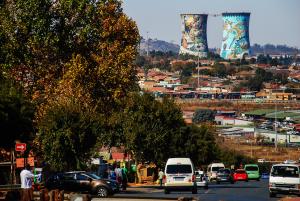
[20,164,34,201]
[121,165,128,190]
[158,168,164,188]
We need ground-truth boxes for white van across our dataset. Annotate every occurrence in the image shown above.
[269,163,300,197]
[207,163,225,181]
[164,158,197,194]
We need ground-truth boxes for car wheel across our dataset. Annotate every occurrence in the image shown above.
[230,180,234,184]
[245,179,248,182]
[96,187,108,197]
[192,188,197,194]
[204,185,208,190]
[217,181,220,184]
[256,178,260,181]
[164,189,170,194]
[269,192,276,198]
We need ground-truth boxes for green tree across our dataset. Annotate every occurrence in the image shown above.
[192,109,216,124]
[120,93,185,166]
[0,74,35,148]
[36,100,102,171]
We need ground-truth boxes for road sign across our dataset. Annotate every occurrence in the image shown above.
[15,143,26,152]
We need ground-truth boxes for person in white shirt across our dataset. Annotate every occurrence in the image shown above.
[158,168,164,188]
[20,164,34,201]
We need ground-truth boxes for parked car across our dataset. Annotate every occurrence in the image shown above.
[164,158,197,194]
[244,164,260,181]
[195,170,208,189]
[216,168,234,184]
[233,169,248,182]
[45,171,119,197]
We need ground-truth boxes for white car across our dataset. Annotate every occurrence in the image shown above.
[195,170,208,189]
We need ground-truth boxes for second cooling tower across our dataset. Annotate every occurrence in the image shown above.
[220,12,251,60]
[180,14,208,58]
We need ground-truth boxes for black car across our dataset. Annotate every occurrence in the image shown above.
[45,171,119,197]
[216,168,234,184]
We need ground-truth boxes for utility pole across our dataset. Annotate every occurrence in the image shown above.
[146,31,149,57]
[197,50,200,89]
[275,99,278,151]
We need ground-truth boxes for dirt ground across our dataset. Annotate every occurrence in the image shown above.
[220,138,300,162]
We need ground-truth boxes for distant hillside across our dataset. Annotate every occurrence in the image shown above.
[139,38,299,56]
[139,38,180,53]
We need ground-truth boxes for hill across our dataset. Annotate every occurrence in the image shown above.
[139,38,299,56]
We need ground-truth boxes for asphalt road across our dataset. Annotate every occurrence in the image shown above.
[93,179,300,201]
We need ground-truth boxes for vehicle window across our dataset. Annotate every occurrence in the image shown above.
[245,166,258,171]
[63,174,75,180]
[76,174,89,181]
[85,173,101,180]
[235,170,246,173]
[271,166,299,178]
[218,169,230,174]
[166,165,192,174]
[212,167,224,172]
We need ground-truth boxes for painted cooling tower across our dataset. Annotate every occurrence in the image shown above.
[180,14,208,58]
[220,13,251,60]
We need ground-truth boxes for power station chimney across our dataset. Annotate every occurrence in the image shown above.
[179,14,208,58]
[220,12,251,60]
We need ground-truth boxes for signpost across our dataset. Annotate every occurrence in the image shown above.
[15,143,26,152]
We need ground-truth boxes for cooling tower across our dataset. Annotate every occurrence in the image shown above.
[220,13,251,60]
[180,14,208,58]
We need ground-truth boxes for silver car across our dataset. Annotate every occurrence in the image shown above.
[195,170,208,189]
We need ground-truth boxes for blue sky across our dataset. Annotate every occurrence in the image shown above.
[123,0,300,49]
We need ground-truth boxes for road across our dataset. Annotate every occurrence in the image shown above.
[93,179,299,201]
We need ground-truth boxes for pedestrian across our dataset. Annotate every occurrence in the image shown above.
[121,165,128,190]
[158,168,164,188]
[20,164,34,201]
[115,164,123,186]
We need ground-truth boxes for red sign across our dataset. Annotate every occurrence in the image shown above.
[15,143,26,152]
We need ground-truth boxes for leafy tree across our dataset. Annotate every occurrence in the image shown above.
[0,0,139,104]
[170,124,219,166]
[36,55,105,171]
[36,99,102,171]
[192,109,216,124]
[0,74,35,148]
[119,93,185,166]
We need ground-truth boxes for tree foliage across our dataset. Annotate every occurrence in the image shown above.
[0,74,34,148]
[192,109,216,124]
[0,0,139,104]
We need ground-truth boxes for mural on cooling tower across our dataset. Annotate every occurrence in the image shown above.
[220,13,251,60]
[180,14,208,58]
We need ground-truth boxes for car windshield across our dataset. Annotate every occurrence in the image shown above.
[218,169,230,174]
[85,173,101,180]
[212,167,224,172]
[166,165,192,174]
[245,166,258,171]
[271,166,299,178]
[235,170,246,173]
